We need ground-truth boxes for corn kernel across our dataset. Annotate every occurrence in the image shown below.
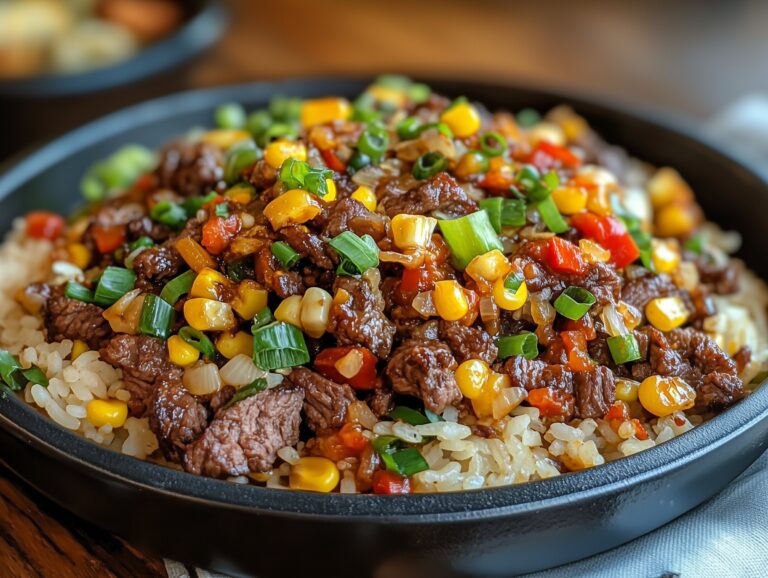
[647,167,694,209]
[579,239,611,264]
[274,294,304,328]
[527,121,566,147]
[493,278,528,311]
[615,379,639,402]
[440,102,481,138]
[651,239,681,274]
[646,296,690,332]
[263,189,323,230]
[471,371,506,419]
[300,287,332,338]
[168,334,200,366]
[289,456,340,492]
[264,140,307,170]
[216,331,253,359]
[225,183,255,204]
[433,280,469,321]
[86,399,128,428]
[184,298,236,332]
[638,375,696,417]
[231,280,268,320]
[323,178,337,202]
[455,359,491,399]
[551,186,588,215]
[350,186,377,211]
[67,243,91,269]
[71,339,88,361]
[391,214,437,251]
[454,151,488,178]
[190,267,233,301]
[586,187,612,216]
[300,97,352,128]
[655,203,696,238]
[465,250,512,290]
[201,129,251,150]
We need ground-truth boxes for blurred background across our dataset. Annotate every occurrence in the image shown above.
[1,0,767,161]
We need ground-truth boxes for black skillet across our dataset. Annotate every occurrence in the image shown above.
[0,78,766,578]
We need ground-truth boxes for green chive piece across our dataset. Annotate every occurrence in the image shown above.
[554,286,596,320]
[138,294,175,340]
[20,365,48,387]
[412,151,448,180]
[159,270,196,305]
[79,145,156,201]
[357,124,389,163]
[480,198,526,233]
[503,272,523,293]
[607,334,642,365]
[0,350,25,391]
[252,321,310,370]
[346,150,372,175]
[388,406,430,426]
[179,327,216,359]
[328,232,379,275]
[537,196,569,234]
[181,192,218,217]
[517,165,559,201]
[396,117,422,140]
[215,103,246,129]
[271,241,300,269]
[438,211,503,270]
[392,447,430,476]
[268,96,303,122]
[223,378,269,409]
[252,307,274,331]
[224,143,261,184]
[480,132,507,157]
[93,267,136,307]
[150,200,187,230]
[65,281,94,303]
[516,108,541,127]
[497,332,539,360]
[278,158,333,197]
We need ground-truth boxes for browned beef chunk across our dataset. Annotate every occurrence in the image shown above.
[319,197,390,240]
[367,387,394,418]
[438,320,497,364]
[579,262,623,305]
[328,276,395,358]
[245,159,277,190]
[127,216,172,243]
[209,385,236,413]
[133,246,183,292]
[285,367,356,432]
[147,376,209,462]
[573,366,615,418]
[501,356,574,393]
[156,140,225,197]
[100,334,183,417]
[45,286,112,350]
[254,248,304,298]
[183,385,304,478]
[696,257,741,295]
[279,224,335,269]
[377,172,477,218]
[385,339,460,413]
[541,335,568,365]
[733,346,751,374]
[698,373,744,409]
[620,273,679,311]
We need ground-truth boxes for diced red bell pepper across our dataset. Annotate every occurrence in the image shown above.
[560,314,596,341]
[314,346,378,390]
[338,423,368,452]
[601,232,640,270]
[570,213,640,269]
[631,418,649,440]
[546,237,586,275]
[527,387,574,417]
[560,330,595,372]
[92,224,127,254]
[134,172,158,192]
[604,401,629,423]
[372,470,412,495]
[313,431,359,461]
[526,141,581,172]
[320,148,347,173]
[26,211,65,241]
[201,214,241,255]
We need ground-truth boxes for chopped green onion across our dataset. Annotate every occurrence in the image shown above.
[346,151,371,174]
[372,435,401,473]
[224,144,261,184]
[303,170,333,197]
[517,165,559,201]
[214,202,230,218]
[424,408,443,423]
[179,326,216,359]
[222,378,268,409]
[371,436,429,476]
[621,215,653,270]
[271,241,300,269]
[374,74,411,89]
[138,294,175,340]
[606,334,642,364]
[93,267,136,307]
[357,124,389,163]
[79,145,156,201]
[497,332,539,360]
[225,258,253,282]
[0,350,25,391]
[150,201,187,229]
[21,365,48,387]
[516,108,540,127]
[181,192,218,217]
[480,132,507,157]
[160,270,195,305]
[397,117,422,140]
[419,122,453,139]
[252,307,274,331]
[537,196,569,234]
[388,406,430,425]
[130,236,155,251]
[503,272,523,292]
[268,96,302,122]
[479,198,526,233]
[258,122,298,147]
[252,321,310,370]
[65,281,94,303]
[328,232,379,275]
[438,211,503,270]
[684,232,704,255]
[407,82,431,104]
[246,110,272,136]
[412,152,448,180]
[278,158,333,197]
[554,286,596,320]
[215,103,246,129]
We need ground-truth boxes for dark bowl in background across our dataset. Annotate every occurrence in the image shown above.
[0,78,766,578]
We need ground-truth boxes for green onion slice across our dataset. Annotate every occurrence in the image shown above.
[159,270,196,305]
[138,294,175,340]
[684,232,704,255]
[554,286,596,320]
[328,232,379,275]
[412,151,448,180]
[503,272,524,293]
[20,365,49,387]
[225,142,261,184]
[252,321,310,370]
[396,117,422,140]
[223,378,269,409]
[179,326,216,359]
[347,151,371,174]
[537,196,569,234]
[214,102,246,129]
[268,96,303,122]
[480,132,507,157]
[93,266,136,307]
[357,124,389,163]
[388,406,430,425]
[0,350,25,391]
[181,192,218,217]
[372,436,429,476]
[479,198,526,233]
[497,332,539,360]
[438,211,503,270]
[252,307,274,331]
[130,236,155,251]
[516,108,541,127]
[606,334,642,365]
[65,281,94,303]
[271,241,300,269]
[150,201,187,229]
[278,158,333,197]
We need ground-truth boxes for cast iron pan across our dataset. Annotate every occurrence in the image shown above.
[0,78,766,578]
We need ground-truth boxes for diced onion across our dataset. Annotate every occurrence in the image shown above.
[335,349,364,379]
[412,291,437,317]
[183,361,222,395]
[492,387,527,420]
[479,295,499,323]
[103,289,145,334]
[378,250,425,268]
[530,292,556,325]
[601,303,628,337]
[347,400,378,430]
[219,354,266,387]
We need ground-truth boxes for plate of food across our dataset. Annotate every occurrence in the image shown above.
[0,76,766,577]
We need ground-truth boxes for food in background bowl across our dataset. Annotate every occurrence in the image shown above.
[0,76,765,494]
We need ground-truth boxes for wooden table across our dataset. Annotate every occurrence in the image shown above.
[2,0,767,575]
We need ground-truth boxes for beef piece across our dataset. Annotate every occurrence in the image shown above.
[696,258,741,295]
[100,335,183,417]
[156,140,225,197]
[733,346,751,374]
[300,266,336,292]
[45,286,112,350]
[328,276,395,358]
[686,287,717,326]
[279,225,335,269]
[319,197,390,241]
[368,387,394,418]
[285,367,356,432]
[378,172,477,218]
[438,320,497,364]
[355,444,381,493]
[541,335,568,365]
[501,356,574,393]
[666,328,738,376]
[698,373,744,409]
[127,217,172,243]
[254,248,304,298]
[147,376,208,462]
[385,340,461,413]
[245,159,277,190]
[132,245,183,292]
[579,262,623,305]
[183,386,304,478]
[621,273,679,311]
[573,366,615,418]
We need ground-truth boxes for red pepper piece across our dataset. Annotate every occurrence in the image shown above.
[92,224,127,254]
[570,213,639,269]
[26,211,65,241]
[201,214,241,255]
[526,141,581,172]
[320,148,347,173]
[372,470,412,495]
[314,346,378,390]
[527,387,574,417]
[560,330,594,372]
[546,237,586,275]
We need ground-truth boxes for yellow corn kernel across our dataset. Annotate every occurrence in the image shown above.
[391,214,437,251]
[646,296,689,332]
[350,186,377,211]
[300,287,333,338]
[433,280,469,321]
[586,187,612,216]
[300,97,352,128]
[465,250,512,290]
[225,183,255,204]
[471,372,506,419]
[168,335,200,367]
[71,339,88,361]
[175,237,217,272]
[454,151,488,178]
[551,186,588,215]
[216,331,253,359]
[578,239,611,264]
[651,239,681,274]
[440,102,481,138]
[190,267,233,301]
[527,121,566,147]
[493,278,528,311]
[289,456,340,493]
[232,280,268,320]
[367,85,407,107]
[184,298,236,332]
[655,203,696,238]
[615,379,639,403]
[263,189,323,230]
[455,359,491,399]
[638,375,696,417]
[264,140,307,170]
[86,399,128,428]
[647,167,694,209]
[67,243,91,269]
[322,178,337,202]
[201,129,251,150]
[274,295,304,328]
